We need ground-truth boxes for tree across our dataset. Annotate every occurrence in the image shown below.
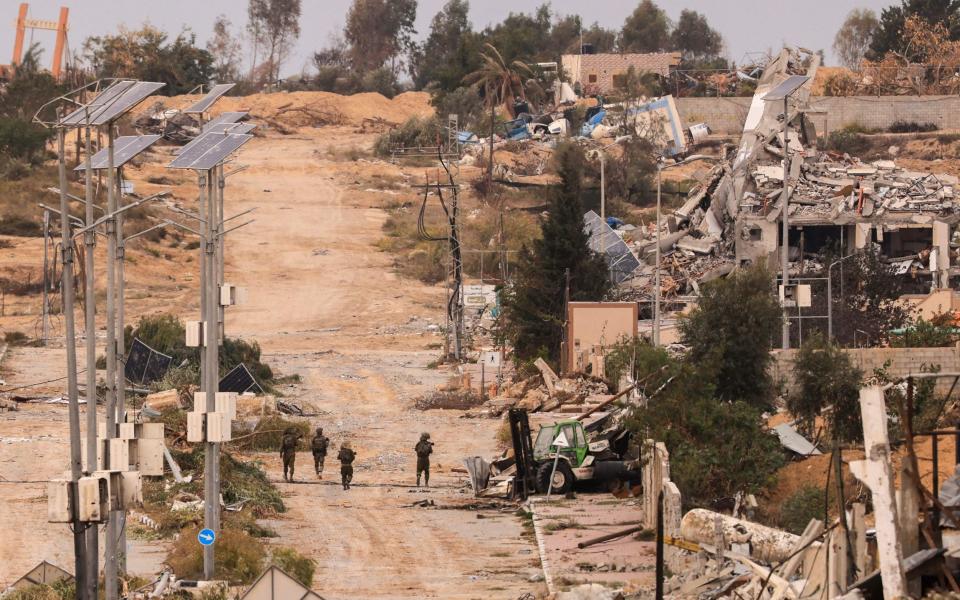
[581,22,618,54]
[344,0,418,76]
[412,0,480,90]
[0,45,59,165]
[482,5,553,65]
[678,266,781,410]
[628,351,785,507]
[619,0,672,53]
[789,333,863,443]
[84,25,213,95]
[833,9,878,70]
[671,9,723,60]
[868,0,960,58]
[502,142,611,367]
[804,247,911,347]
[247,0,302,83]
[207,15,243,83]
[463,43,540,114]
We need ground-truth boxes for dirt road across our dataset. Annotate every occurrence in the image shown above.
[0,127,542,598]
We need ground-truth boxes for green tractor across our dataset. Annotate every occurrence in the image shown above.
[532,419,640,494]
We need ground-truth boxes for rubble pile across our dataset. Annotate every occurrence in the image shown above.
[598,47,960,303]
[466,374,609,417]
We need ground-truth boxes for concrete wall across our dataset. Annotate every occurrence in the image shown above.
[676,95,960,135]
[771,346,960,395]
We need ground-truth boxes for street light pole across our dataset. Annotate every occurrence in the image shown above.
[654,161,662,347]
[827,253,857,341]
[203,169,219,580]
[81,118,99,600]
[57,126,89,600]
[653,155,716,347]
[600,155,605,222]
[781,96,790,350]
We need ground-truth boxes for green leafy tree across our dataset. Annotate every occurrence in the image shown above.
[833,8,879,70]
[628,355,784,507]
[679,266,781,410]
[789,333,863,443]
[671,9,723,60]
[502,142,611,367]
[247,0,302,82]
[580,22,618,54]
[84,25,213,95]
[892,314,960,347]
[868,0,960,58]
[0,45,59,164]
[344,0,418,76]
[207,15,243,83]
[619,0,672,53]
[482,5,553,65]
[412,0,481,90]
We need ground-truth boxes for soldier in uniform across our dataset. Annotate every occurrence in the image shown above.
[280,427,303,482]
[338,441,356,490]
[415,432,434,487]
[311,427,330,480]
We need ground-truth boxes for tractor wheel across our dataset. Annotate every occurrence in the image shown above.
[537,460,574,495]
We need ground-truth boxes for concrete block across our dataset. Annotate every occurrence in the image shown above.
[119,423,136,440]
[206,411,231,442]
[187,412,206,443]
[107,438,130,471]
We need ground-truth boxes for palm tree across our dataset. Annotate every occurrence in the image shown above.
[463,43,542,182]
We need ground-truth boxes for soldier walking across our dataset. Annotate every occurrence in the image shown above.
[311,427,330,480]
[280,427,303,482]
[338,441,356,490]
[415,432,433,487]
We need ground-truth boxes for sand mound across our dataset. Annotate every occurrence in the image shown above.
[150,90,433,130]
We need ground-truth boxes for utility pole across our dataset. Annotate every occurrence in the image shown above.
[81,118,99,599]
[41,209,49,345]
[57,125,89,600]
[203,169,219,579]
[104,125,120,600]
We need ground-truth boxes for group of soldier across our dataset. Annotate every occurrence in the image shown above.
[280,427,434,490]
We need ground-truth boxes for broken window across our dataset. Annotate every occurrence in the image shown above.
[748,227,763,242]
[612,74,626,89]
[588,73,598,83]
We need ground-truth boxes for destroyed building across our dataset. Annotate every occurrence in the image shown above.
[602,48,960,309]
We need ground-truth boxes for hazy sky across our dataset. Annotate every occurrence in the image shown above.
[2,0,895,77]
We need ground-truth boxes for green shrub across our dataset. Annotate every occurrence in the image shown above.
[232,415,310,453]
[0,215,43,236]
[888,120,937,133]
[4,580,75,600]
[0,117,51,162]
[269,547,316,587]
[4,330,30,346]
[779,485,827,534]
[374,116,443,156]
[825,129,870,155]
[167,527,266,584]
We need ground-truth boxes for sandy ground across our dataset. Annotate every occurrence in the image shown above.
[0,125,547,598]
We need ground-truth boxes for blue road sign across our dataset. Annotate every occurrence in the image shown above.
[198,528,216,546]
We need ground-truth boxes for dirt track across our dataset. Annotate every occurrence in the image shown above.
[0,127,543,598]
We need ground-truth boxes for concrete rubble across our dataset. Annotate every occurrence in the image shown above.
[602,47,960,305]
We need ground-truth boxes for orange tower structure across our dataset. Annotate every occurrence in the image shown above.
[11,3,69,79]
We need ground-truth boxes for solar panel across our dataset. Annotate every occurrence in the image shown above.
[74,135,162,171]
[168,133,253,170]
[91,81,166,125]
[764,75,811,100]
[219,363,263,394]
[176,123,256,156]
[58,80,136,127]
[583,211,642,284]
[201,112,248,133]
[183,83,236,114]
[124,337,173,385]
